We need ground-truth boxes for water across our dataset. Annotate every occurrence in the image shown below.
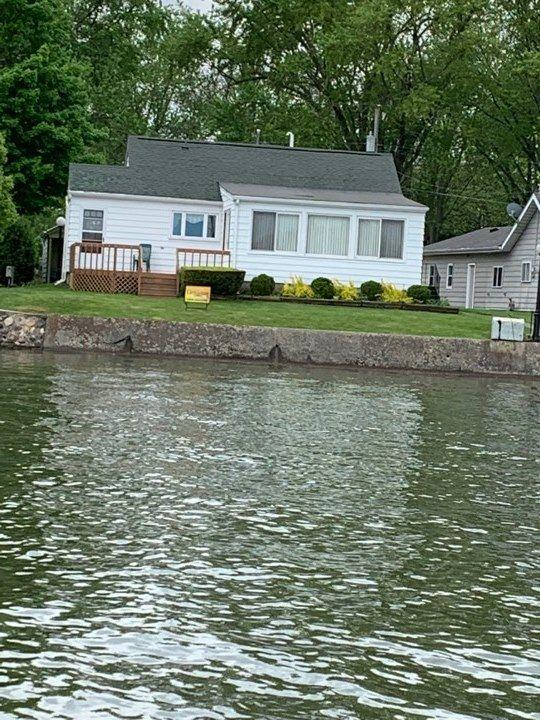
[0,352,539,720]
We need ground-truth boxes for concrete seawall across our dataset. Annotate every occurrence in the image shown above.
[2,310,540,376]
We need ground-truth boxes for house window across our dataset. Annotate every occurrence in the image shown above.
[492,266,504,288]
[186,213,204,237]
[82,209,104,242]
[251,212,299,252]
[521,261,531,283]
[428,264,436,286]
[172,212,217,238]
[446,264,454,289]
[380,220,404,259]
[307,215,349,256]
[357,219,404,259]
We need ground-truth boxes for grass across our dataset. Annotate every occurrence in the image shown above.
[0,284,533,340]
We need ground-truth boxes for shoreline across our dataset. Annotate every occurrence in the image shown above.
[1,310,539,377]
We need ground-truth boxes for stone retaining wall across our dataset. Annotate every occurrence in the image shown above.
[2,310,540,376]
[0,311,46,348]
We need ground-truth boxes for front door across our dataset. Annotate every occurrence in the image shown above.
[466,263,476,309]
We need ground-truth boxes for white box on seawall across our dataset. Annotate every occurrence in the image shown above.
[491,317,525,342]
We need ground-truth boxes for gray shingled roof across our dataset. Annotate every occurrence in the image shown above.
[69,136,407,202]
[423,226,513,256]
[220,182,427,208]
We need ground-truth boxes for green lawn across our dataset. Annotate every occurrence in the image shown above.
[0,284,533,339]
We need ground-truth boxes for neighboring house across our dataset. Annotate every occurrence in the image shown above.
[423,191,540,310]
[63,136,428,295]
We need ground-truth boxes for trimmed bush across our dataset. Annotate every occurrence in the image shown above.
[0,217,38,284]
[311,276,335,299]
[250,273,275,296]
[179,266,245,296]
[360,280,382,301]
[333,279,359,301]
[282,275,314,298]
[407,284,431,304]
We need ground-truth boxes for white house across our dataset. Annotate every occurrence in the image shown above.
[63,136,428,295]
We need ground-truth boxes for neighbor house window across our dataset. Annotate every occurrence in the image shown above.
[172,212,217,238]
[357,219,404,259]
[251,212,299,252]
[446,264,454,289]
[428,264,436,286]
[521,261,531,283]
[307,215,349,256]
[493,266,504,288]
[82,209,104,242]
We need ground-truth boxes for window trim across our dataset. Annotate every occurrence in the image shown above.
[492,265,504,288]
[521,260,532,284]
[170,211,218,240]
[356,217,405,261]
[250,210,300,254]
[446,263,454,289]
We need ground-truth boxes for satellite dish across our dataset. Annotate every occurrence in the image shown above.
[506,202,523,221]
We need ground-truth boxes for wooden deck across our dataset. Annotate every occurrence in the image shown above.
[69,243,231,297]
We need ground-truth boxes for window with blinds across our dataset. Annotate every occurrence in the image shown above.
[251,212,299,252]
[306,215,349,256]
[357,219,404,259]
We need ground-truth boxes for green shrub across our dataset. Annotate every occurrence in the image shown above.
[428,284,440,302]
[282,275,314,298]
[250,273,275,296]
[311,276,335,299]
[407,284,431,304]
[333,279,360,301]
[179,266,245,296]
[360,280,382,301]
[380,281,413,303]
[0,217,38,284]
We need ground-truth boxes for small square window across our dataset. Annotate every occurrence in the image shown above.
[521,261,531,283]
[172,213,183,236]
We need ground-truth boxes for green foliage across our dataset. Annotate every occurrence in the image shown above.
[0,134,17,235]
[310,277,335,299]
[250,273,275,296]
[0,217,38,284]
[282,276,314,298]
[332,279,359,302]
[380,282,413,304]
[407,285,432,304]
[360,280,382,301]
[179,266,245,296]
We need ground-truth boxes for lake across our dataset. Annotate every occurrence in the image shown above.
[0,352,538,719]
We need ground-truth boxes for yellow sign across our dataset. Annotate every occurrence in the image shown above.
[184,285,211,309]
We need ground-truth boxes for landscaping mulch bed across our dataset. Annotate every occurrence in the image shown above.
[233,294,459,314]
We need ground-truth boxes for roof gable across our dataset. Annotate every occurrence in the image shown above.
[70,136,406,202]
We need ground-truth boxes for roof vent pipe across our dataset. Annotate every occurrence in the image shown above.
[366,132,376,152]
[286,131,295,148]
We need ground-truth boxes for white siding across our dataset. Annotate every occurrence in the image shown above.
[232,199,426,287]
[64,194,223,276]
[423,209,540,310]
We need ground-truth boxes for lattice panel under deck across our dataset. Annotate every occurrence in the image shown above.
[71,270,139,295]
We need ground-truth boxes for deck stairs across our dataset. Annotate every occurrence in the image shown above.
[139,272,177,298]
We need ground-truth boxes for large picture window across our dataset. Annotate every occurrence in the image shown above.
[357,219,404,259]
[82,209,104,242]
[306,215,349,256]
[251,212,299,252]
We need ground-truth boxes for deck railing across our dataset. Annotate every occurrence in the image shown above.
[69,242,141,294]
[176,248,232,274]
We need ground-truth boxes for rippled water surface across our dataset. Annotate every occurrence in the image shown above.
[0,352,539,720]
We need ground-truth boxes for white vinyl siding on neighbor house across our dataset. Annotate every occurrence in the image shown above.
[225,192,426,286]
[64,194,223,276]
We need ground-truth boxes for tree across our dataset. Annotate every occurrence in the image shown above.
[0,0,100,215]
[0,133,17,235]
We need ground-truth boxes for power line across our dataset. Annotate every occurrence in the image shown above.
[399,174,505,205]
